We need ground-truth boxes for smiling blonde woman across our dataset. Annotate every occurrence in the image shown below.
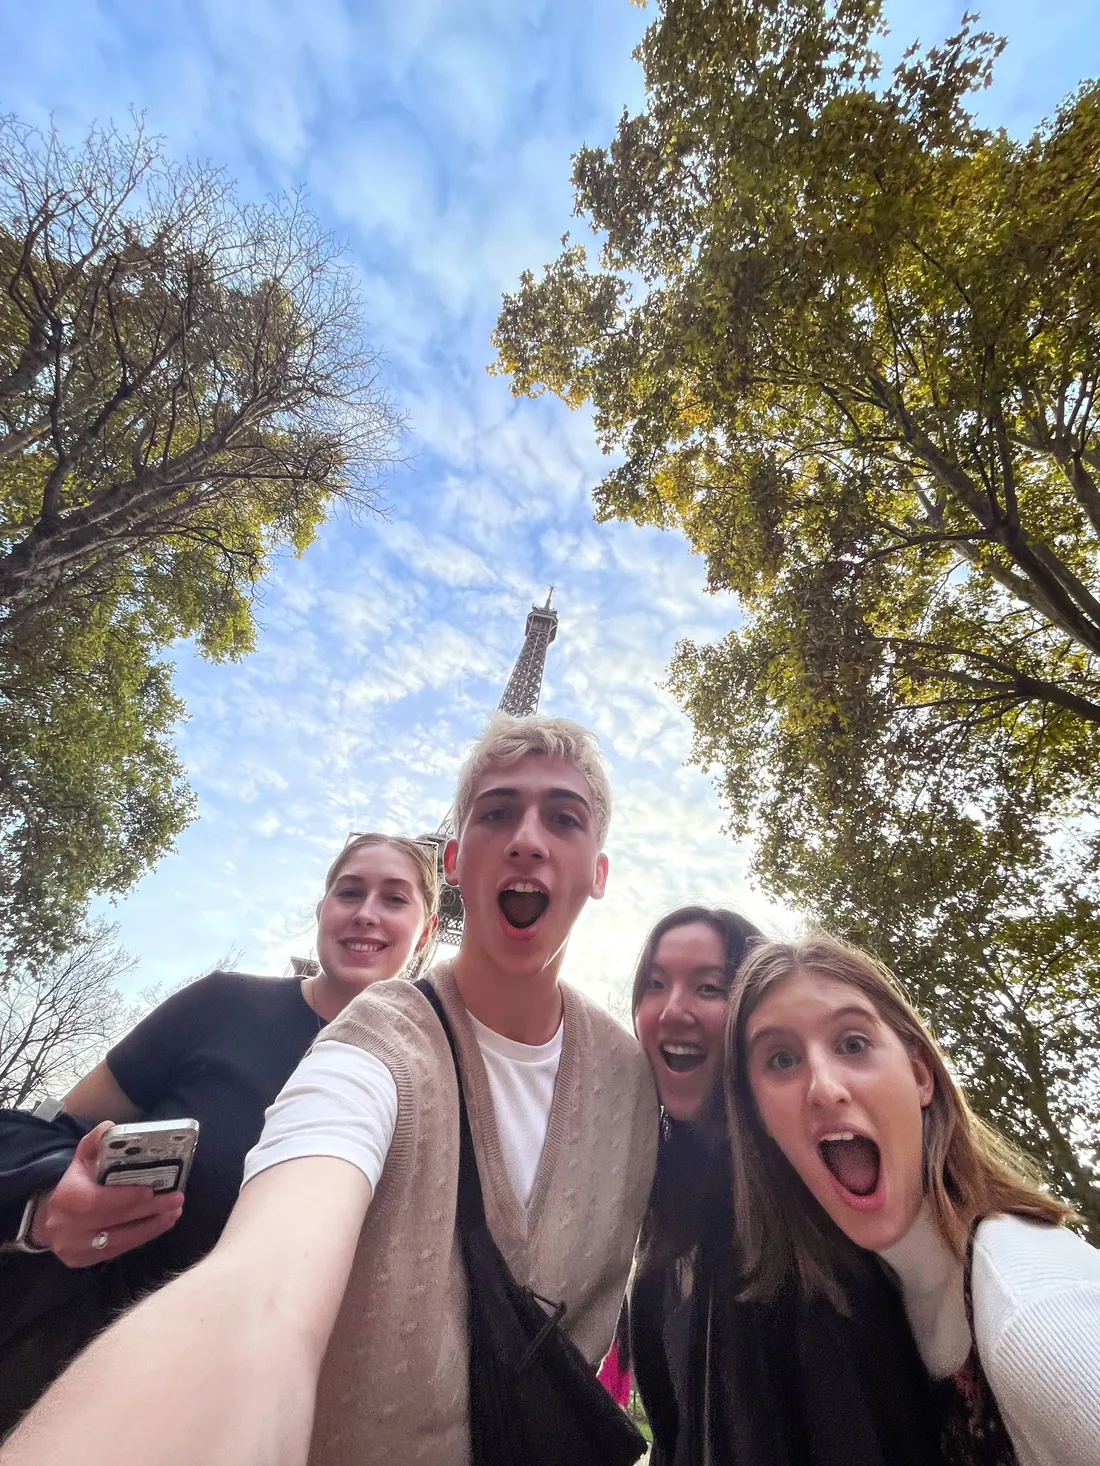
[0,833,438,1438]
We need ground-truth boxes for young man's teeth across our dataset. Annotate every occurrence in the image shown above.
[505,881,543,893]
[821,1131,857,1142]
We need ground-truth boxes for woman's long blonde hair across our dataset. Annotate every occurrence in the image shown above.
[724,934,1071,1310]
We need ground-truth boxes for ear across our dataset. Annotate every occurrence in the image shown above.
[910,1043,935,1108]
[315,897,324,923]
[442,838,459,887]
[590,851,609,901]
[415,913,439,953]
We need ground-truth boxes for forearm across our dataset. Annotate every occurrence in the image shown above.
[0,1157,371,1466]
[0,1252,321,1466]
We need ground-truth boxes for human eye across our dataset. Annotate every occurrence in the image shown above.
[837,1032,870,1056]
[386,892,410,906]
[698,982,728,999]
[479,805,508,822]
[644,974,664,992]
[553,810,582,829]
[764,1048,798,1073]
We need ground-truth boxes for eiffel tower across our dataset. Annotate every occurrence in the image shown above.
[423,588,559,943]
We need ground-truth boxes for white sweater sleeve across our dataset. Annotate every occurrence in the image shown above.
[973,1215,1100,1466]
[241,1040,398,1195]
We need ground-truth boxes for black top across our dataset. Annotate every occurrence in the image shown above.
[0,972,320,1435]
[629,1123,944,1466]
[106,971,321,1280]
[632,1250,944,1466]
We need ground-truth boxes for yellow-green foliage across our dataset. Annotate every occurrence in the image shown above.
[495,0,1100,1228]
[0,118,398,958]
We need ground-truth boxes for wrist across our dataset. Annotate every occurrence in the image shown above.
[28,1187,55,1249]
[2,1191,52,1254]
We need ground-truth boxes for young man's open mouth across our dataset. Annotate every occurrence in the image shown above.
[817,1130,883,1209]
[497,879,550,937]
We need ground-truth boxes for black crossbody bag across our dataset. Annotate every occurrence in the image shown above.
[415,978,647,1466]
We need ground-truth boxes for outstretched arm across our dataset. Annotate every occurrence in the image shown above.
[0,1157,371,1466]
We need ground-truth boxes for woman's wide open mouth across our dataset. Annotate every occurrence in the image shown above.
[498,881,549,930]
[659,1043,707,1074]
[818,1133,881,1199]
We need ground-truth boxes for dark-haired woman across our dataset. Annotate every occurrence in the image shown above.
[627,906,942,1466]
[0,834,438,1435]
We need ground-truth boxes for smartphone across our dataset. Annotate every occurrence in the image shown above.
[95,1119,200,1194]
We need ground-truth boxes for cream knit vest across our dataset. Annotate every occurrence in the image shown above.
[308,962,658,1466]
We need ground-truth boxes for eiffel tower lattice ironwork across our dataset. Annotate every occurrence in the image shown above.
[423,589,559,943]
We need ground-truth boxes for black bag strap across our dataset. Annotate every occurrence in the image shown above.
[415,977,488,1232]
[415,977,568,1363]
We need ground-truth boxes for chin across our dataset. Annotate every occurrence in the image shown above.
[828,1203,909,1254]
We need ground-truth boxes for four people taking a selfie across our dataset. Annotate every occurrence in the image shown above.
[0,712,1098,1466]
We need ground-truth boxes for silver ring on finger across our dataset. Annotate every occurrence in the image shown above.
[91,1231,110,1251]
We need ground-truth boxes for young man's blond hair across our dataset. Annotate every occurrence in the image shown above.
[452,712,612,847]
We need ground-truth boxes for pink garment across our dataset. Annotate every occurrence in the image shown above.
[597,1340,632,1407]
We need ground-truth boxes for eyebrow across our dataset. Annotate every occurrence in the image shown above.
[473,786,593,813]
[334,874,414,889]
[650,963,727,978]
[747,1003,879,1051]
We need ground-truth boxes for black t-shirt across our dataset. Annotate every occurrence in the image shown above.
[106,971,321,1283]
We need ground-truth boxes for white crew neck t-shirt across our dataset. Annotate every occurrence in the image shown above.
[242,1013,564,1210]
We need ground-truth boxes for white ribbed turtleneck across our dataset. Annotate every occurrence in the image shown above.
[879,1200,970,1377]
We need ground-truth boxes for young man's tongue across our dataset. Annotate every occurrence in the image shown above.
[499,889,548,929]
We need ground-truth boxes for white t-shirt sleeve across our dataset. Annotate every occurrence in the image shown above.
[241,1040,399,1196]
[974,1215,1100,1466]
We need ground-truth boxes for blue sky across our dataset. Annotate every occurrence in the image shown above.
[1,0,1096,1010]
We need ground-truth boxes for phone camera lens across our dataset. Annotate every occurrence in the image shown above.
[124,1145,142,1156]
[109,1140,126,1150]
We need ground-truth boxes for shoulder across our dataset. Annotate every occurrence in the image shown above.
[110,970,277,1050]
[319,977,451,1094]
[565,984,656,1091]
[562,982,647,1063]
[974,1214,1100,1315]
[972,1217,1100,1464]
[158,969,283,1009]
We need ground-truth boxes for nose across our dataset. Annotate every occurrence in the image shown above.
[508,803,549,862]
[805,1049,851,1109]
[659,981,696,1028]
[350,893,383,926]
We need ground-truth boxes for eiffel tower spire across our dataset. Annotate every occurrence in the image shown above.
[427,589,559,942]
[497,586,557,717]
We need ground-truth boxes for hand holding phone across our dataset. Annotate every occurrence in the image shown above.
[96,1118,200,1194]
[29,1121,188,1269]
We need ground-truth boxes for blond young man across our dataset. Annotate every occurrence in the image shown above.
[1,715,658,1466]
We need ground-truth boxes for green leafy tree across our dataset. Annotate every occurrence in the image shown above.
[493,0,1100,1216]
[676,629,1100,1233]
[1,116,401,957]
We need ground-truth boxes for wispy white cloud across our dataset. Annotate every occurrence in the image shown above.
[5,0,1095,1000]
